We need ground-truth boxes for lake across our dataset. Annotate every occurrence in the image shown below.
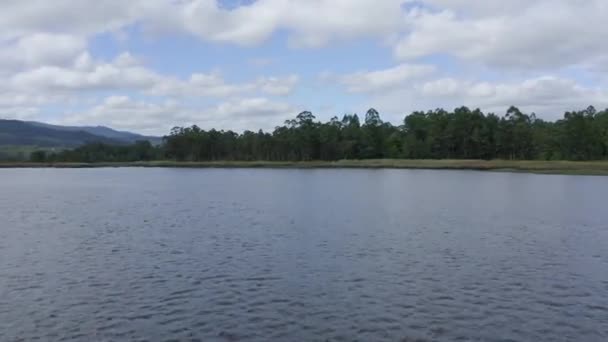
[1,168,607,341]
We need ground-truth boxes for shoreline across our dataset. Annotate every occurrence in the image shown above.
[2,159,608,175]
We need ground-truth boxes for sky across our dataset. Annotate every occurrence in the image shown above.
[0,0,607,135]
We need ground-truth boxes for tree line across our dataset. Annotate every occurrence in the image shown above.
[30,141,163,163]
[30,106,608,162]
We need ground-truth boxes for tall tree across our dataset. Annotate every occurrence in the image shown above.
[32,105,608,163]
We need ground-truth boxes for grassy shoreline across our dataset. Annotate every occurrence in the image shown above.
[1,159,608,175]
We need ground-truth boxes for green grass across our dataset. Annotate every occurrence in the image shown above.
[2,159,608,175]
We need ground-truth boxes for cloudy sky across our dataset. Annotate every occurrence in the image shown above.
[1,0,607,135]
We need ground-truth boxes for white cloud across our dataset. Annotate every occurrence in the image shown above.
[416,77,608,110]
[11,53,159,92]
[417,0,535,16]
[0,33,86,70]
[255,75,299,96]
[10,52,299,97]
[59,96,183,134]
[2,44,299,133]
[0,92,77,122]
[1,0,608,134]
[213,97,294,120]
[396,0,608,69]
[59,95,296,135]
[1,0,605,70]
[3,0,604,71]
[369,76,608,121]
[0,106,40,121]
[0,92,68,107]
[336,64,435,93]
[148,72,251,98]
[148,73,299,97]
[143,0,407,48]
[0,0,410,48]
[0,0,142,40]
[192,97,296,132]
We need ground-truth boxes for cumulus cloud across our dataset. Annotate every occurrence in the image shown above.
[11,53,159,92]
[3,1,605,71]
[0,106,41,121]
[59,96,184,134]
[369,76,608,121]
[0,0,142,40]
[418,0,537,16]
[10,52,299,97]
[2,42,299,132]
[255,75,299,96]
[417,77,608,111]
[0,92,69,107]
[143,0,407,48]
[396,0,608,69]
[335,64,436,93]
[149,73,299,98]
[1,0,607,133]
[0,0,409,48]
[1,0,605,70]
[0,33,86,70]
[0,92,76,121]
[59,95,296,135]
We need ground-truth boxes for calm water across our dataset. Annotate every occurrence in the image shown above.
[1,168,607,342]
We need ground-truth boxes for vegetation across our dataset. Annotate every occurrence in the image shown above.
[29,141,163,163]
[0,145,53,161]
[163,106,608,162]
[16,105,608,166]
[3,160,608,176]
[0,120,161,160]
[0,119,125,148]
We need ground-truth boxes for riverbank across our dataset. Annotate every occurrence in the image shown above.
[2,159,608,175]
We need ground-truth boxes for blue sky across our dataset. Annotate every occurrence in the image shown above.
[0,0,606,134]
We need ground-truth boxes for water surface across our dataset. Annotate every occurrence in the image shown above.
[1,168,607,341]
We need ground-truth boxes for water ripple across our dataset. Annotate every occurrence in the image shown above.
[1,168,608,341]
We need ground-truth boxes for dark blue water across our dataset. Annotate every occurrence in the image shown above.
[1,168,607,341]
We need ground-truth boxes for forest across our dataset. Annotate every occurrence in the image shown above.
[30,105,608,163]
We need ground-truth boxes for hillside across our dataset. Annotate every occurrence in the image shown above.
[0,120,124,148]
[26,121,162,145]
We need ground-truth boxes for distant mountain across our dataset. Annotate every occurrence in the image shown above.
[26,121,162,145]
[0,120,126,148]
